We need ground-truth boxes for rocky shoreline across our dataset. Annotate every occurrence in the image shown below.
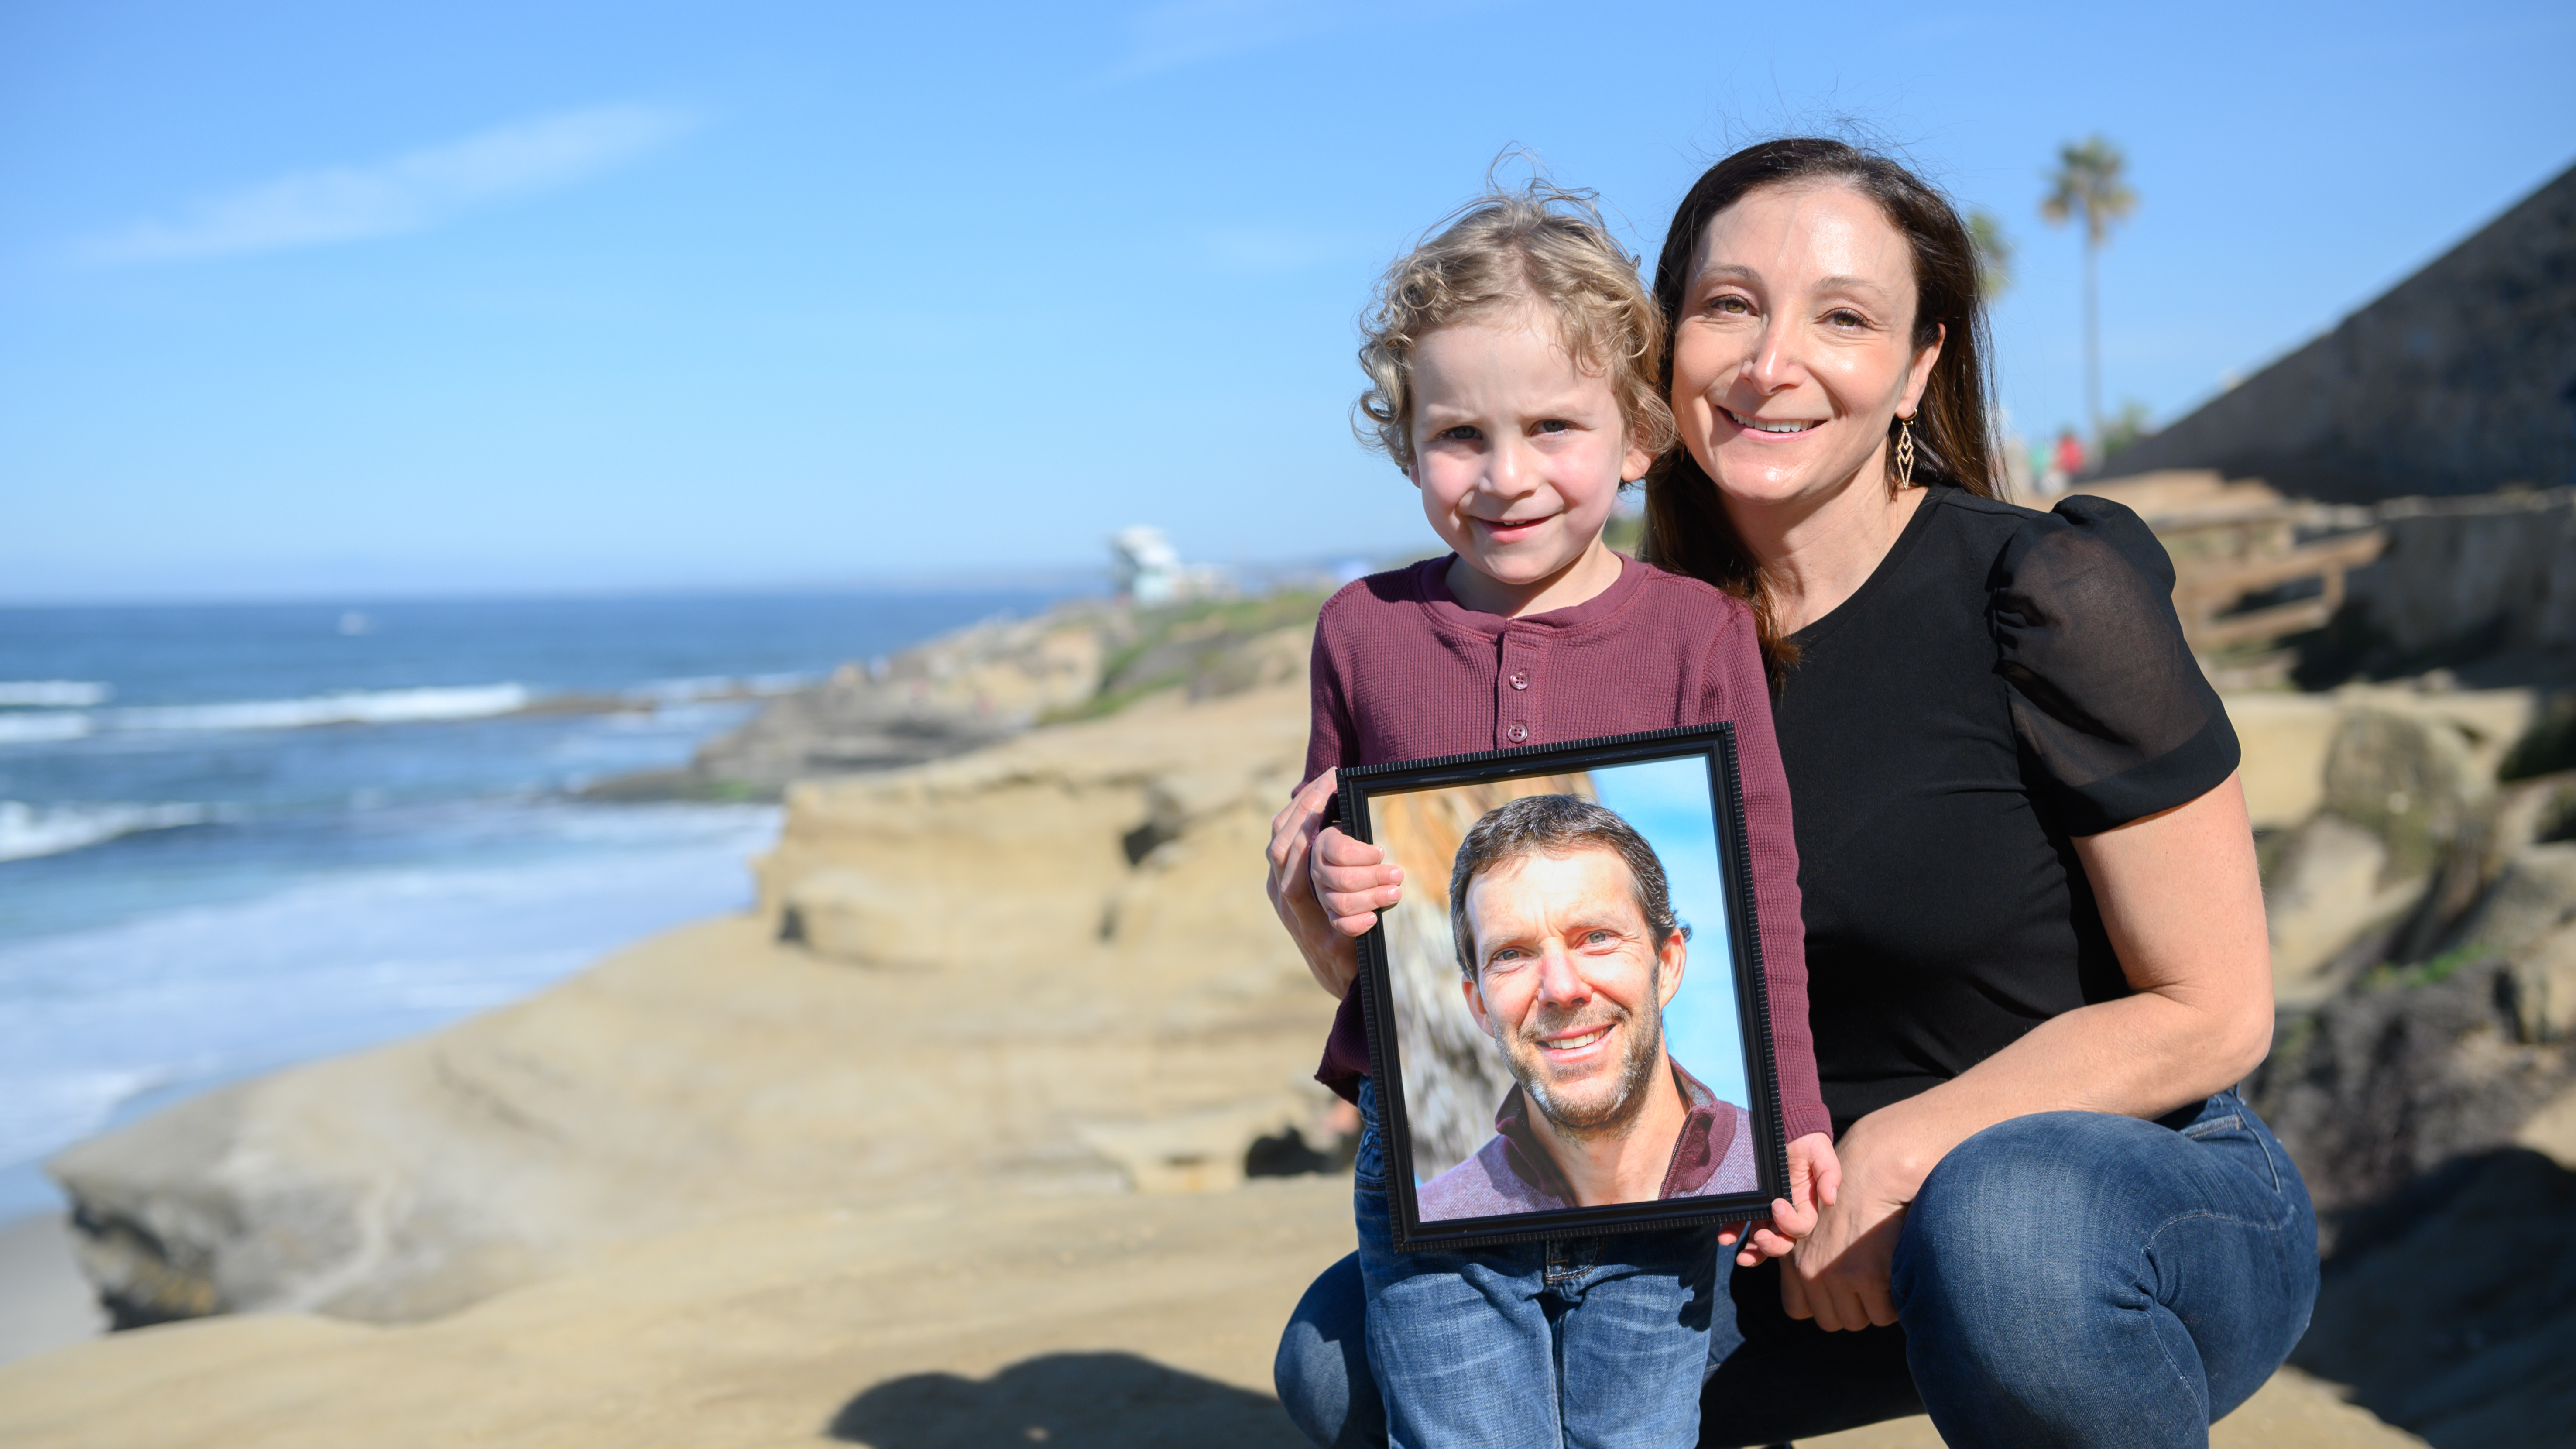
[582,591,1326,803]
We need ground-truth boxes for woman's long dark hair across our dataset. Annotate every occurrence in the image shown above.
[1639,138,1999,683]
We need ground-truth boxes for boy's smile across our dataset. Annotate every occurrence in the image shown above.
[1406,304,1654,619]
[1471,514,1555,545]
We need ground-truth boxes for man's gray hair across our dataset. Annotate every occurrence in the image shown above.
[1447,794,1686,975]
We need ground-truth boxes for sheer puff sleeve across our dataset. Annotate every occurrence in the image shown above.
[1990,495,2240,837]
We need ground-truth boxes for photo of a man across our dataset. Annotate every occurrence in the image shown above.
[1417,793,1757,1220]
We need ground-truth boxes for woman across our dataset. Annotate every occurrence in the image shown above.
[1273,138,2318,1448]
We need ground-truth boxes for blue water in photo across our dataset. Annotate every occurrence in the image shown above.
[1591,755,1747,1113]
[0,590,1067,1218]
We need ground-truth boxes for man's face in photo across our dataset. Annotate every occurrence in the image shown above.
[1459,846,1687,1136]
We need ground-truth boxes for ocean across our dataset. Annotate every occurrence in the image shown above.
[0,590,1068,1219]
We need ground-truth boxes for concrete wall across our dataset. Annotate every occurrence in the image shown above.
[2099,162,2576,505]
[2340,488,2576,656]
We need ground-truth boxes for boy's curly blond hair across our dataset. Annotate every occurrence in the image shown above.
[1355,180,1674,470]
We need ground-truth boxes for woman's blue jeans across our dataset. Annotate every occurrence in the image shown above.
[1276,1090,2319,1449]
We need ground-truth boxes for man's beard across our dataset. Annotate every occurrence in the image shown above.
[1494,965,1665,1141]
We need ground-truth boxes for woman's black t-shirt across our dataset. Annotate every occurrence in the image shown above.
[1772,484,2240,1135]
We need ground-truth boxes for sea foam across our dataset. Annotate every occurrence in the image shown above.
[0,801,212,862]
[0,713,93,745]
[108,683,534,732]
[0,681,111,707]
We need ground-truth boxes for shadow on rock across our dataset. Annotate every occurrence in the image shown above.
[2290,1148,2576,1449]
[2254,955,2574,1236]
[825,1351,1301,1448]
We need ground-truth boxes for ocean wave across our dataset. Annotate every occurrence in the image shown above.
[0,1067,172,1181]
[109,683,533,733]
[0,679,792,744]
[0,712,93,744]
[0,801,214,862]
[0,802,779,1185]
[0,680,111,707]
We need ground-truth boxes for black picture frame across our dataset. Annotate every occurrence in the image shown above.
[1338,722,1788,1251]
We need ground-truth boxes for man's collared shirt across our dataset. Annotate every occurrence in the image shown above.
[1415,1058,1757,1222]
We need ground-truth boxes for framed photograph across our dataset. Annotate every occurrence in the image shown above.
[1338,723,1788,1251]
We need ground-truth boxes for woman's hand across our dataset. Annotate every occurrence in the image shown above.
[1780,1116,1923,1332]
[1266,772,1405,999]
[1267,772,1355,997]
[1718,1132,1840,1265]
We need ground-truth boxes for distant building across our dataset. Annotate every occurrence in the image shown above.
[1110,526,1228,605]
[2096,161,2576,504]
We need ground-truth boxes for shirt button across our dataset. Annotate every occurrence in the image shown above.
[1509,673,1529,690]
[1507,724,1529,743]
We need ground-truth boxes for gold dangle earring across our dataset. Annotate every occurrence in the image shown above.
[1893,415,1917,491]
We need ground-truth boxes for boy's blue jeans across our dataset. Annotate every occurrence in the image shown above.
[1278,1088,2319,1449]
[1330,1077,1719,1449]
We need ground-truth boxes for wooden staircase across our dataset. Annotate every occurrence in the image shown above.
[2059,470,2386,682]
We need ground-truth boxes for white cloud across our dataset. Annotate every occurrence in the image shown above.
[1100,0,1323,82]
[1098,0,1496,85]
[79,105,697,265]
[1201,224,1362,274]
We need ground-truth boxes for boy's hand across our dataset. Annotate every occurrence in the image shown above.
[1312,824,1401,937]
[1713,1132,1840,1266]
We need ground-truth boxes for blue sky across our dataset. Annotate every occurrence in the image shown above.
[3,0,2570,601]
[1590,755,1746,1110]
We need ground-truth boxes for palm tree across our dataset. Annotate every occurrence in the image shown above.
[2041,136,2137,450]
[1967,208,2015,302]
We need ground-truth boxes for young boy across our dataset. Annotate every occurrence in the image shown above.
[1265,182,1837,1448]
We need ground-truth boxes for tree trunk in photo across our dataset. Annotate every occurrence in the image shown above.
[1372,773,1594,1179]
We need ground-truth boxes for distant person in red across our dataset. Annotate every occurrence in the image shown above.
[2052,428,2087,478]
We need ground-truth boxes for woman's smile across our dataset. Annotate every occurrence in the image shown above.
[1719,407,1824,436]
